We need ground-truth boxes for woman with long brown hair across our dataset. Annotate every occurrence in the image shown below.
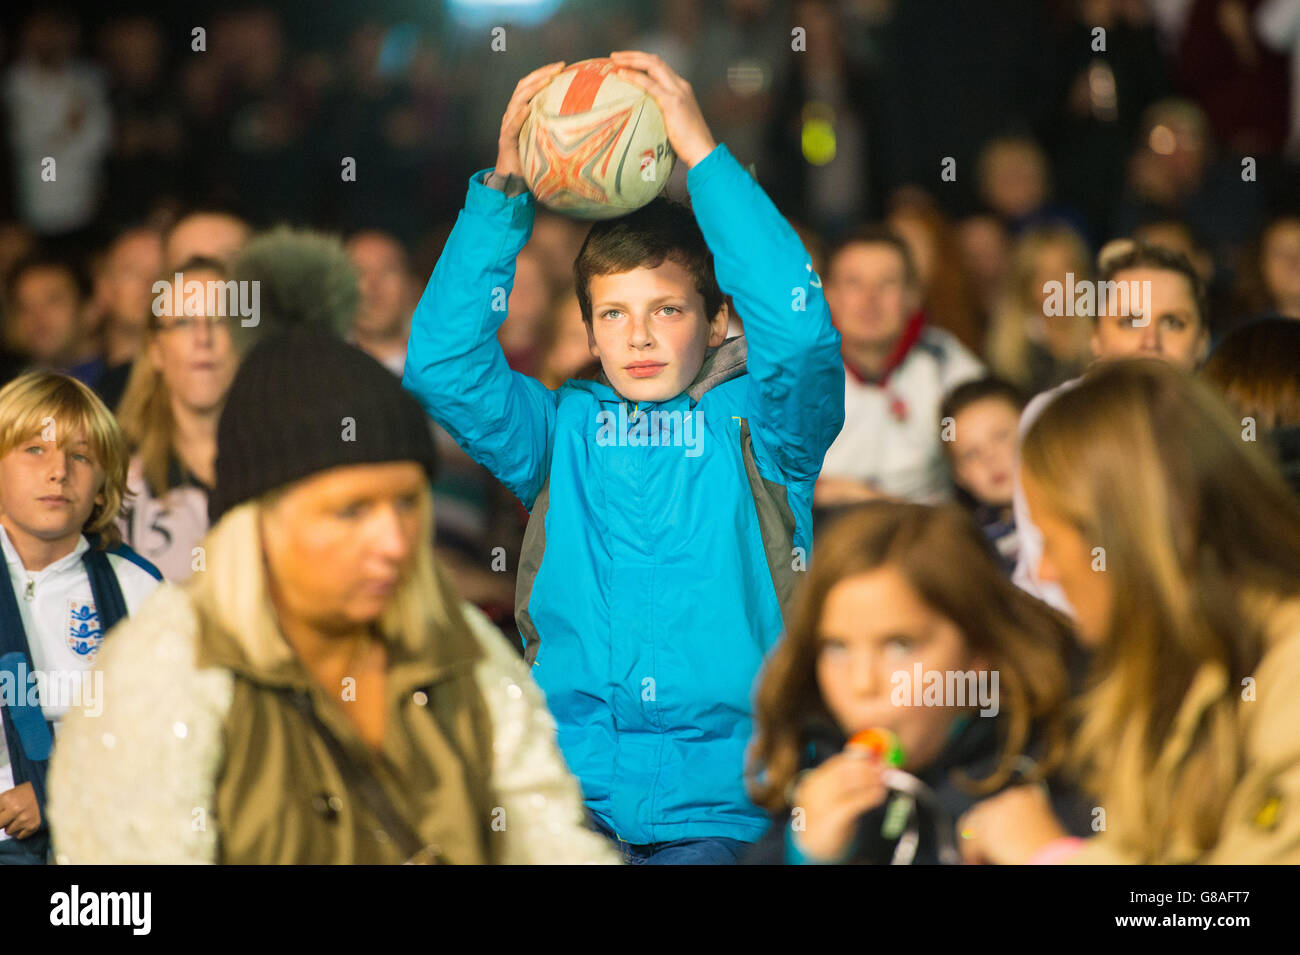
[961,359,1300,864]
[745,502,1084,864]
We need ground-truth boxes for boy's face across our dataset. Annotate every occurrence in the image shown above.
[950,397,1020,508]
[1090,266,1207,370]
[0,426,104,548]
[816,566,987,773]
[11,267,85,364]
[586,259,727,403]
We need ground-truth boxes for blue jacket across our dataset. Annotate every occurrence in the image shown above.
[403,143,844,843]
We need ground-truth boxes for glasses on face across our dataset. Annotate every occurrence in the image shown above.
[154,314,232,334]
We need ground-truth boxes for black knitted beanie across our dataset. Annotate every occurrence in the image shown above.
[208,327,438,523]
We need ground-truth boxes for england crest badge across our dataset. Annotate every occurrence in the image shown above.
[67,600,103,659]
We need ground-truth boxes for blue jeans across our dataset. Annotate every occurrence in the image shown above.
[0,834,48,865]
[588,812,752,865]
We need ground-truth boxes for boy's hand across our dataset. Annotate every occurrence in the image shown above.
[609,51,717,169]
[789,753,888,863]
[495,61,568,179]
[0,782,41,840]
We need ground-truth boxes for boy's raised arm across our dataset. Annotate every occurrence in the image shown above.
[686,145,845,482]
[402,63,568,508]
[611,51,845,484]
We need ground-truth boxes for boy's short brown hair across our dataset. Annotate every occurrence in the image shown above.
[0,371,130,549]
[573,197,724,325]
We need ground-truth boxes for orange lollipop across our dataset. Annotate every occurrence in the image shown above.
[845,727,905,766]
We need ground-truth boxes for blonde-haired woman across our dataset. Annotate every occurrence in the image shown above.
[115,255,239,581]
[47,329,617,864]
[985,226,1093,397]
[959,359,1300,864]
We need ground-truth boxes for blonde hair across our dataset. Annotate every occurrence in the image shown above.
[986,225,1093,390]
[1022,359,1300,861]
[185,482,474,669]
[0,371,130,549]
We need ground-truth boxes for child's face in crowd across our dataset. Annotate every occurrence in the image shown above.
[586,259,726,402]
[824,243,916,351]
[0,426,104,550]
[11,267,85,364]
[1262,219,1300,310]
[1090,267,1207,370]
[816,566,987,773]
[149,268,239,414]
[1020,468,1111,647]
[950,397,1019,508]
[261,461,425,631]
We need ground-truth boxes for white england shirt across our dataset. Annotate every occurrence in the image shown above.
[0,526,160,837]
[820,326,984,503]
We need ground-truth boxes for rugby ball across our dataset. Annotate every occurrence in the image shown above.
[518,58,675,219]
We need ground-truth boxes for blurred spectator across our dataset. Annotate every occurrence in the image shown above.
[92,226,163,410]
[1257,0,1300,158]
[321,23,456,243]
[817,226,983,505]
[2,253,102,387]
[498,246,551,376]
[536,282,598,389]
[1202,316,1300,492]
[163,210,251,271]
[766,0,877,237]
[96,15,184,229]
[1112,98,1264,277]
[525,211,588,287]
[206,7,317,226]
[1048,0,1170,240]
[873,0,1056,217]
[1178,0,1290,155]
[956,213,1013,334]
[345,229,417,374]
[692,0,791,176]
[3,10,112,242]
[986,225,1094,396]
[1235,214,1300,320]
[115,256,238,581]
[635,0,705,78]
[887,190,983,352]
[939,377,1029,573]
